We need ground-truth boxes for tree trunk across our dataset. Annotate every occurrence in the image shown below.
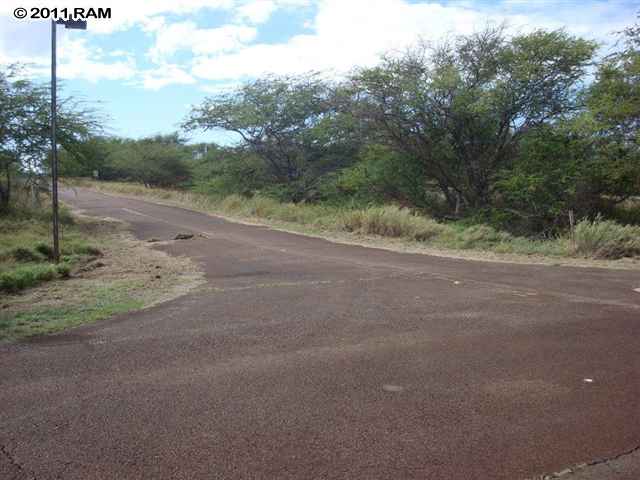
[0,165,10,209]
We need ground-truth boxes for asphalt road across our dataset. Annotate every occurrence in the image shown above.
[1,188,640,480]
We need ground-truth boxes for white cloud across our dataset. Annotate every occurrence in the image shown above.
[191,0,636,82]
[0,0,308,34]
[192,0,506,80]
[57,36,136,81]
[236,0,277,24]
[1,0,635,91]
[139,63,196,90]
[0,0,314,88]
[0,17,136,82]
[108,49,133,58]
[148,21,257,62]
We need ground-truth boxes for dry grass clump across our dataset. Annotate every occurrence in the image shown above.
[339,206,446,240]
[573,216,640,259]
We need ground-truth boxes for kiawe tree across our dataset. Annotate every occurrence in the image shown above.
[0,64,99,208]
[589,17,640,144]
[105,133,192,188]
[184,74,362,201]
[0,65,48,207]
[584,16,640,209]
[353,27,597,212]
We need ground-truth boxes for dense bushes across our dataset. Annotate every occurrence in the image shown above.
[0,65,99,209]
[61,133,192,188]
[183,74,363,202]
[179,23,639,238]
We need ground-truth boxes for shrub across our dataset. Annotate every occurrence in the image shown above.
[56,264,71,278]
[611,201,640,226]
[246,196,280,218]
[219,194,245,213]
[60,239,102,257]
[337,145,436,211]
[456,225,513,249]
[11,247,42,262]
[35,242,54,259]
[339,206,445,240]
[0,264,59,293]
[573,216,640,259]
[59,206,75,225]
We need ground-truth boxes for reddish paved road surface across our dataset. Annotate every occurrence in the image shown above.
[1,188,640,479]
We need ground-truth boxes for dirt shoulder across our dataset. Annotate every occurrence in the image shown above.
[0,212,205,342]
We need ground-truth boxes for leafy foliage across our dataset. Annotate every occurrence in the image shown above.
[62,133,192,188]
[0,64,100,208]
[107,134,191,187]
[184,74,364,201]
[352,27,597,211]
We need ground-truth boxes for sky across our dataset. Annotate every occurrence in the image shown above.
[0,0,637,144]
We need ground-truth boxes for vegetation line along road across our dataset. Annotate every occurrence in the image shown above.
[74,180,640,270]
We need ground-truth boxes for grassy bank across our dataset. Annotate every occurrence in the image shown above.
[69,179,640,264]
[0,205,101,294]
[0,282,144,340]
[1,201,204,341]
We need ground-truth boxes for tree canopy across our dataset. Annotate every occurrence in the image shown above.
[352,27,597,211]
[0,64,99,207]
[184,74,363,201]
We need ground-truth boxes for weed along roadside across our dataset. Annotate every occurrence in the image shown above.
[0,204,204,342]
[0,205,96,294]
[70,180,640,271]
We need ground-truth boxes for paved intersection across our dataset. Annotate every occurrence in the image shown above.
[1,188,639,479]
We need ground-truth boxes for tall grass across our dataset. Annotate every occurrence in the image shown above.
[572,216,640,259]
[339,206,445,240]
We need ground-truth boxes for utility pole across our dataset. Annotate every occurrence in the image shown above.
[50,18,86,263]
[51,19,59,263]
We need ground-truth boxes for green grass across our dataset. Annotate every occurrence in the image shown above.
[0,283,143,341]
[1,190,201,342]
[0,203,102,293]
[73,179,640,261]
[0,263,60,293]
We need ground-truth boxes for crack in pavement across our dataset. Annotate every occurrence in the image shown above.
[0,443,35,480]
[530,444,640,479]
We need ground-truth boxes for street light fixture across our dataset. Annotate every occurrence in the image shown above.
[51,18,87,263]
